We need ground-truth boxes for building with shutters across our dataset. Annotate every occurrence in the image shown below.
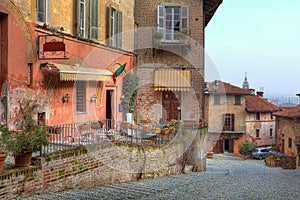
[134,0,222,124]
[204,80,251,156]
[0,0,135,129]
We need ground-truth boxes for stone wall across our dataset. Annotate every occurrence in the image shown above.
[0,141,186,199]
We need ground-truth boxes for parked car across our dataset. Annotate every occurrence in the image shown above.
[252,148,286,160]
[252,148,271,159]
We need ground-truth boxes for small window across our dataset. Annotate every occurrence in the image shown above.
[235,95,241,105]
[223,114,235,131]
[288,138,292,148]
[36,0,49,23]
[214,94,220,105]
[256,112,261,120]
[157,5,189,42]
[256,129,260,138]
[270,128,273,137]
[76,81,86,113]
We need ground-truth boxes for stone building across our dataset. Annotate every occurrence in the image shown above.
[245,93,280,147]
[204,80,251,156]
[0,0,136,129]
[273,106,300,156]
[133,0,222,125]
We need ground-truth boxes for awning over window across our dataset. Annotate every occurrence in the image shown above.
[43,63,113,81]
[154,69,191,91]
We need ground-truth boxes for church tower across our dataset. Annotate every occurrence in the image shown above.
[243,73,250,90]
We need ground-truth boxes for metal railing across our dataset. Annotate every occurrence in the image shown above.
[41,120,205,156]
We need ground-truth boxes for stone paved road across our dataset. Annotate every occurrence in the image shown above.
[23,154,300,200]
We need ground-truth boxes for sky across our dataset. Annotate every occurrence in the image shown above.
[204,0,300,97]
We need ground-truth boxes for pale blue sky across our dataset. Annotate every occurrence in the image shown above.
[205,0,300,97]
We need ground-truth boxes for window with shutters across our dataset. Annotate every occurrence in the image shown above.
[76,81,86,113]
[36,0,49,23]
[223,114,235,131]
[76,0,99,39]
[107,6,122,48]
[157,5,188,43]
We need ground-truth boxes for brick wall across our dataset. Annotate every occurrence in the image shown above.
[135,0,205,121]
[0,141,185,198]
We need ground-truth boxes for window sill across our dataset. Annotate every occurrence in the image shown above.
[76,112,87,115]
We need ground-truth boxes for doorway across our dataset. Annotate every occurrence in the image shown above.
[224,139,234,153]
[162,91,180,121]
[106,90,113,129]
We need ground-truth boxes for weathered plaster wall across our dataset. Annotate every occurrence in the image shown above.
[245,112,276,147]
[276,117,300,156]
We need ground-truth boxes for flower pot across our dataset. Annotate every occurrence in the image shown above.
[0,153,7,174]
[14,151,32,167]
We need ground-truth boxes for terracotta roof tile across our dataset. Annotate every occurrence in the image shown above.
[273,105,300,118]
[206,81,251,95]
[245,96,280,112]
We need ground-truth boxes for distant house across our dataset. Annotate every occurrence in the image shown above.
[273,106,300,156]
[245,93,280,147]
[204,80,251,156]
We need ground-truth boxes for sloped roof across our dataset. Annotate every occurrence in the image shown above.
[246,96,280,112]
[206,81,251,95]
[273,105,300,118]
[204,0,223,27]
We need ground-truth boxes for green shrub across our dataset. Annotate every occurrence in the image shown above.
[238,141,257,156]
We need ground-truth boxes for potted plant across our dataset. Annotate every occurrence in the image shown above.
[161,126,169,135]
[0,99,49,167]
[169,119,179,133]
[0,126,8,174]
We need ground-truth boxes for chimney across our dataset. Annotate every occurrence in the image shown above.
[257,91,264,97]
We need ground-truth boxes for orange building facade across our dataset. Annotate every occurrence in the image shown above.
[0,0,136,129]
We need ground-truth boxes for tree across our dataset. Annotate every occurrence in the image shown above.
[122,73,139,114]
[238,141,257,158]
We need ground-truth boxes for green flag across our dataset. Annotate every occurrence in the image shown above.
[115,63,127,77]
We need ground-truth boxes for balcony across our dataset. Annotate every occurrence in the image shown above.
[152,29,191,54]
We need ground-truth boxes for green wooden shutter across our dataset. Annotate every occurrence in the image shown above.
[76,0,81,36]
[106,6,111,45]
[90,0,98,39]
[180,6,188,34]
[117,11,122,48]
[46,0,50,24]
[157,5,165,38]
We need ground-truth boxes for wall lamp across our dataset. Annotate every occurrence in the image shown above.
[91,94,97,103]
[62,93,70,103]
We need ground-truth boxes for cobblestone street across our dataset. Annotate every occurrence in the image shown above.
[24,154,300,200]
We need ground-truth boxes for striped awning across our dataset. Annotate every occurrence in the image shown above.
[154,69,191,91]
[43,63,113,81]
